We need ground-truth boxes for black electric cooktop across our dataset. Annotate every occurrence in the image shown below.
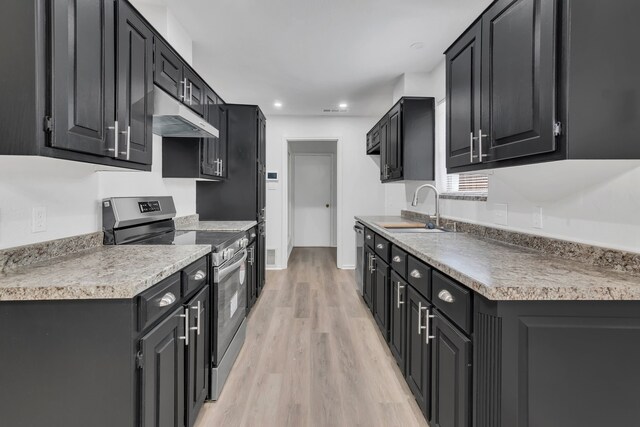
[131,230,244,252]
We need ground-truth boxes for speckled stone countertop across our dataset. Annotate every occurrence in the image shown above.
[356,216,640,301]
[176,220,258,232]
[0,245,211,301]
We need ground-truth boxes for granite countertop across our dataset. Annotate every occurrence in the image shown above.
[176,220,258,232]
[0,245,211,301]
[356,215,640,301]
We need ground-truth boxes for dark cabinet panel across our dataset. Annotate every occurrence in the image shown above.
[246,241,258,310]
[431,311,471,427]
[186,286,209,427]
[482,0,558,162]
[379,115,389,181]
[386,103,402,180]
[117,0,153,165]
[405,285,432,418]
[140,307,186,427]
[373,258,390,340]
[183,67,206,117]
[257,222,266,295]
[446,20,482,169]
[50,0,116,157]
[153,37,183,100]
[200,89,226,179]
[390,271,407,373]
[363,246,375,310]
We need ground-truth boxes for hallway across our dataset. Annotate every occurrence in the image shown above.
[195,247,429,427]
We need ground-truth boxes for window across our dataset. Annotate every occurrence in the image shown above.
[435,100,489,195]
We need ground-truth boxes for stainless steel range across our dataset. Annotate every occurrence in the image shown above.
[102,196,247,400]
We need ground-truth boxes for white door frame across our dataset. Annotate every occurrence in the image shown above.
[292,152,336,248]
[282,137,341,269]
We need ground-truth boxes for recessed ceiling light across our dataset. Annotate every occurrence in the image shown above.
[273,101,283,108]
[339,102,348,109]
[410,42,424,50]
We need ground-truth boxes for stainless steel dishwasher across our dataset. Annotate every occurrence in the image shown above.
[354,222,364,295]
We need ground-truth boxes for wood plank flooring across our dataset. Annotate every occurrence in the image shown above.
[195,247,429,427]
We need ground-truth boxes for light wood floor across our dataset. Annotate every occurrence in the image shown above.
[195,247,429,427]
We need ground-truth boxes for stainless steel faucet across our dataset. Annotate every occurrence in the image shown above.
[411,184,440,227]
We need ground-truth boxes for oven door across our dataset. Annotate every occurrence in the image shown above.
[213,249,248,365]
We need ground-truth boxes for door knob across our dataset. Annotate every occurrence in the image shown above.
[326,204,330,208]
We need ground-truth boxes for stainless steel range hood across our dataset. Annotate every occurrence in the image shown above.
[152,87,219,138]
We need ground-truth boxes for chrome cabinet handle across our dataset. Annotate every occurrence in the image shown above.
[179,307,189,346]
[180,79,187,102]
[107,120,119,155]
[190,301,202,335]
[425,308,435,344]
[418,302,424,334]
[410,269,422,279]
[188,82,193,105]
[193,270,206,281]
[469,132,476,162]
[478,129,488,159]
[120,126,130,160]
[397,283,405,308]
[393,255,402,263]
[437,289,455,303]
[376,243,384,249]
[371,255,376,273]
[366,235,372,240]
[158,292,176,307]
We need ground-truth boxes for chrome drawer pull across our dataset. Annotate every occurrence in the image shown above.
[438,289,455,303]
[397,283,405,308]
[193,270,206,281]
[158,292,176,307]
[376,243,384,249]
[178,308,189,346]
[393,255,402,263]
[410,269,422,279]
[425,309,435,345]
[190,301,202,335]
[366,235,372,240]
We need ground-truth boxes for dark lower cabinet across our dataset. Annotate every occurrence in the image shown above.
[186,286,210,427]
[140,306,187,427]
[117,0,153,165]
[389,272,407,373]
[363,246,375,310]
[431,310,472,427]
[405,285,432,418]
[373,258,390,340]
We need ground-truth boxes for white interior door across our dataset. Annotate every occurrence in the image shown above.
[294,154,332,247]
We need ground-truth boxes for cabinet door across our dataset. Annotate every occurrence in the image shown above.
[117,1,153,165]
[390,272,407,373]
[246,242,257,310]
[387,103,403,180]
[201,90,221,177]
[431,311,472,427]
[446,20,482,169]
[482,0,558,162]
[183,68,205,116]
[50,0,116,156]
[405,285,431,418]
[363,247,375,309]
[140,307,186,427]
[379,115,389,181]
[154,38,184,100]
[186,286,210,427]
[373,259,390,340]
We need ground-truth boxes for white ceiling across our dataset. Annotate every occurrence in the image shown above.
[138,0,491,116]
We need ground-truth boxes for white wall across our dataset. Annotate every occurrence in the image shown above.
[266,115,387,269]
[387,60,640,254]
[0,5,198,250]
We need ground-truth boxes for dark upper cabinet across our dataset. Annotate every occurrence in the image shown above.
[363,246,375,310]
[50,0,116,158]
[140,307,186,427]
[430,310,472,427]
[116,0,153,165]
[373,97,435,183]
[481,0,557,163]
[154,38,183,100]
[446,20,482,169]
[446,0,640,172]
[366,122,381,155]
[405,284,432,419]
[390,271,408,374]
[373,258,390,340]
[186,286,210,427]
[183,67,206,117]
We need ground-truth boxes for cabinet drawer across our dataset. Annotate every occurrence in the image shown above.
[374,234,391,262]
[432,270,472,335]
[407,256,431,300]
[390,245,407,278]
[364,228,375,247]
[182,257,208,297]
[138,273,182,331]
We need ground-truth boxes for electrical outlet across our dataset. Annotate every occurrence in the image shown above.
[493,203,508,226]
[32,207,47,233]
[532,207,543,229]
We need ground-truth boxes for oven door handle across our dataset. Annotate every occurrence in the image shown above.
[216,250,248,282]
